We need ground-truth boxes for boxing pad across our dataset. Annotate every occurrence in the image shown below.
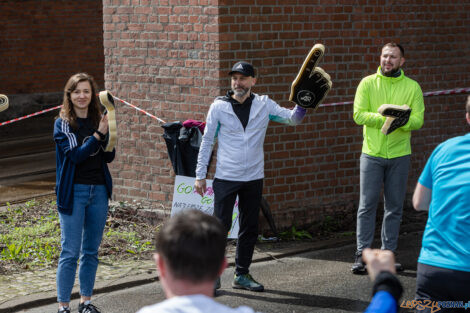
[378,104,411,135]
[289,44,332,110]
[0,94,8,112]
[98,91,117,152]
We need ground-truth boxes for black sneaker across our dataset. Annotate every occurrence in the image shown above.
[391,251,404,272]
[213,277,221,296]
[395,262,404,272]
[214,276,221,290]
[351,251,366,274]
[78,302,101,313]
[58,307,71,313]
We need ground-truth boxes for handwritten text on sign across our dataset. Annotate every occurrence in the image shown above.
[171,175,239,239]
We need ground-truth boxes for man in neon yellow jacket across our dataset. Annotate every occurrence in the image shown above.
[351,42,424,274]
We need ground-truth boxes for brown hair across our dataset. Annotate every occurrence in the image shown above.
[383,42,405,57]
[59,73,101,130]
[155,209,226,283]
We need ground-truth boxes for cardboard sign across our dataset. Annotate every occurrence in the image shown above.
[171,175,239,239]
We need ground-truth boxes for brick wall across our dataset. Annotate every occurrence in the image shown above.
[103,0,222,211]
[103,0,470,230]
[0,0,104,141]
[216,1,470,229]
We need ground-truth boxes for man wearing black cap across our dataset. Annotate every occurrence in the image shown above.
[194,61,307,293]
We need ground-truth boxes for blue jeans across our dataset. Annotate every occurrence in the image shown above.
[57,184,109,303]
[356,153,410,252]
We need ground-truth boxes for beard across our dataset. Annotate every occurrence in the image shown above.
[381,64,401,77]
[232,87,250,98]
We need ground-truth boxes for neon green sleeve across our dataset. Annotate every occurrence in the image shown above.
[401,83,424,131]
[353,79,386,129]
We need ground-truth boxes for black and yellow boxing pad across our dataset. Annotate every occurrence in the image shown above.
[378,104,411,135]
[289,44,332,110]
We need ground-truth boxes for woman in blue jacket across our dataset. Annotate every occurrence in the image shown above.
[53,73,115,313]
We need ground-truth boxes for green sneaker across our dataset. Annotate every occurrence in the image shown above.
[232,274,264,292]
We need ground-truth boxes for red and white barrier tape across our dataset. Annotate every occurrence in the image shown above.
[1,87,469,127]
[0,105,62,127]
[319,87,470,108]
[423,87,470,97]
[112,96,166,124]
[0,95,167,127]
[320,100,353,107]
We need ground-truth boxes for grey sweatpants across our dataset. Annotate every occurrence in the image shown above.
[356,153,410,252]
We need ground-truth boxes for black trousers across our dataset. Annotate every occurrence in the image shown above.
[213,178,263,276]
[415,263,470,313]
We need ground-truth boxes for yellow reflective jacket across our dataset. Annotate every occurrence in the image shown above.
[353,67,424,159]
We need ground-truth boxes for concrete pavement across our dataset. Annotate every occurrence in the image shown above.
[10,230,424,313]
[0,226,426,313]
[0,236,358,313]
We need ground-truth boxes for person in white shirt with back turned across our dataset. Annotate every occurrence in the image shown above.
[137,209,261,313]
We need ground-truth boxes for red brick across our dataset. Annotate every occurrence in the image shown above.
[95,0,470,232]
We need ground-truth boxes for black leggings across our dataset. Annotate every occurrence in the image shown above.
[415,263,470,313]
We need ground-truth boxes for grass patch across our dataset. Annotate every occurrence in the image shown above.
[0,197,156,274]
[0,200,60,270]
[104,229,152,255]
[279,226,313,241]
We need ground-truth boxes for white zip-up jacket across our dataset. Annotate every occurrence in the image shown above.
[195,93,306,181]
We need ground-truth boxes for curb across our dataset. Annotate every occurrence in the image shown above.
[0,237,356,312]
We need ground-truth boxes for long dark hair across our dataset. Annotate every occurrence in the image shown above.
[59,73,101,130]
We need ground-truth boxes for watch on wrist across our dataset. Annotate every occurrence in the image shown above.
[96,130,106,141]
